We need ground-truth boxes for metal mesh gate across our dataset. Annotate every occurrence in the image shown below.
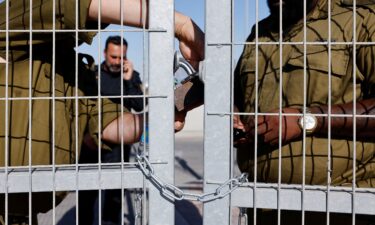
[1,0,375,225]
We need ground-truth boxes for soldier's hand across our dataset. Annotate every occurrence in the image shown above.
[233,105,248,145]
[248,108,302,146]
[123,60,134,80]
[175,15,205,70]
[174,110,187,132]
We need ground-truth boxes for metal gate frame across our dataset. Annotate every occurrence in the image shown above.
[203,0,375,225]
[0,0,175,224]
[2,0,375,224]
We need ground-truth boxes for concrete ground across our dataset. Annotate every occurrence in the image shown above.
[37,131,242,225]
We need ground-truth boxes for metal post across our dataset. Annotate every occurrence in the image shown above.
[204,0,232,224]
[148,0,175,224]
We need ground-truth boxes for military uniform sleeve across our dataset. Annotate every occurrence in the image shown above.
[124,70,144,112]
[357,5,375,98]
[88,98,129,150]
[234,27,256,112]
[0,0,98,57]
[234,57,245,112]
[64,0,92,30]
[64,0,99,44]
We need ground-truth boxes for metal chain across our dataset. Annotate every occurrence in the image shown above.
[136,153,248,203]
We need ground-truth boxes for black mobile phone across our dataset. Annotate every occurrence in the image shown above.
[233,128,247,142]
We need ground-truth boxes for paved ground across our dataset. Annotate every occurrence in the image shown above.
[37,131,242,225]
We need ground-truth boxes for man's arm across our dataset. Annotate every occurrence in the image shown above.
[310,98,375,138]
[124,70,144,112]
[102,113,143,144]
[235,99,375,146]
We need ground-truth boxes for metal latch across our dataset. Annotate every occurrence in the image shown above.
[173,51,205,112]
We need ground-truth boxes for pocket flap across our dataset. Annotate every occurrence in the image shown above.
[287,46,349,76]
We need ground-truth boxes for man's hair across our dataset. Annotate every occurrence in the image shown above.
[105,36,128,50]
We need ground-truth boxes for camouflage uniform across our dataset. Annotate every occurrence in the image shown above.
[235,0,375,223]
[0,0,124,223]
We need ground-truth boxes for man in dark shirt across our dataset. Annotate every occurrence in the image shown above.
[80,36,144,225]
[100,35,144,112]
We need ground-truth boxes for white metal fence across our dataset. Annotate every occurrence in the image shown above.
[1,0,375,225]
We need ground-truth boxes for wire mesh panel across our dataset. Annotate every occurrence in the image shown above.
[227,0,375,225]
[2,0,375,224]
[0,0,175,224]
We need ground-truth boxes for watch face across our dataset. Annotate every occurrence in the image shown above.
[300,114,317,131]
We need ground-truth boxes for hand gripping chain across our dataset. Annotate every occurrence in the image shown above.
[136,153,249,203]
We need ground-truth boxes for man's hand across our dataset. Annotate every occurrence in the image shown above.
[233,105,248,145]
[123,60,134,80]
[175,13,205,70]
[174,110,187,132]
[248,108,302,146]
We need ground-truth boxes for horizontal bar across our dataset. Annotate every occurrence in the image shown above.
[231,184,375,215]
[0,28,167,33]
[0,166,145,193]
[0,95,167,101]
[208,42,375,46]
[206,112,375,118]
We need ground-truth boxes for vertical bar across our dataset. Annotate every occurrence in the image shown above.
[52,0,57,223]
[277,0,283,224]
[352,0,357,224]
[326,0,333,223]
[98,1,102,223]
[120,1,126,225]
[4,0,9,224]
[230,0,235,222]
[28,0,34,223]
[141,0,148,223]
[253,0,260,223]
[75,0,79,224]
[148,0,174,225]
[301,0,307,224]
[97,1,104,225]
[204,0,232,225]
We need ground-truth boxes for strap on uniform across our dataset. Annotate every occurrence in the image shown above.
[341,0,375,6]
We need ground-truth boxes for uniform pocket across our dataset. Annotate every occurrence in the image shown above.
[284,45,351,105]
[287,45,349,77]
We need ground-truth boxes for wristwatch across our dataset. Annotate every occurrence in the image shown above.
[298,109,318,135]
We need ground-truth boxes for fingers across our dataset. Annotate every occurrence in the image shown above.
[123,60,134,80]
[175,110,187,132]
[174,120,185,132]
[123,60,133,71]
[233,115,245,130]
[248,115,267,134]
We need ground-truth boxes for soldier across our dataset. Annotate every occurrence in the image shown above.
[234,0,375,224]
[0,0,204,224]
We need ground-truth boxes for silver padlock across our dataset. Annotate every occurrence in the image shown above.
[173,51,204,87]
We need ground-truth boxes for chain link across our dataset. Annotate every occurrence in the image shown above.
[136,154,248,203]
